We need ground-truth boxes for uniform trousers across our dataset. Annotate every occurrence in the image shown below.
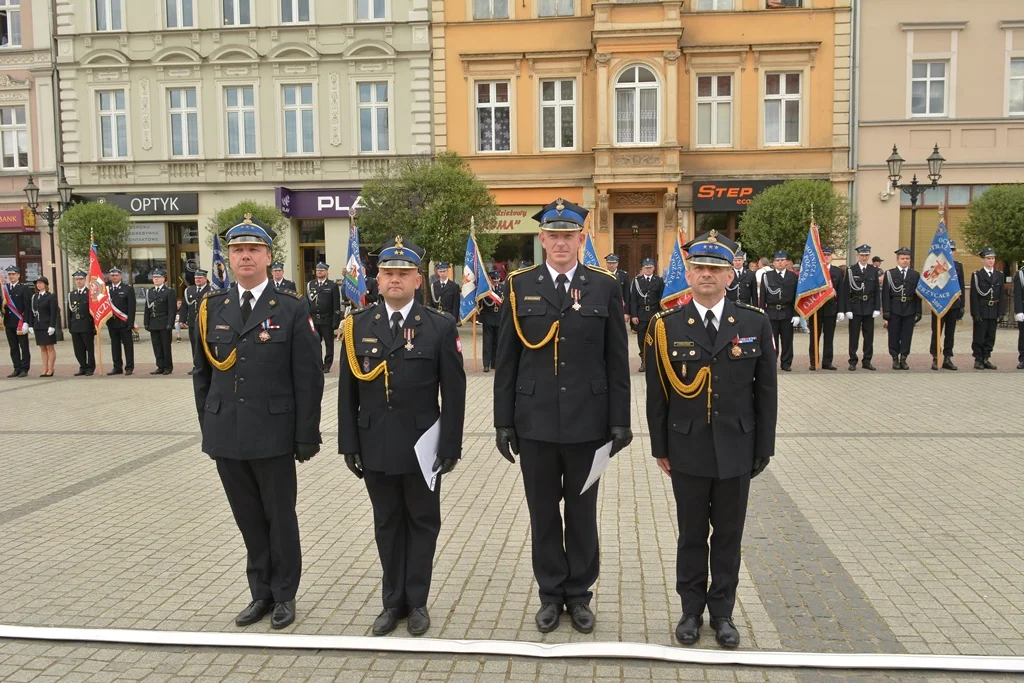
[482,324,499,368]
[769,318,794,369]
[150,328,173,371]
[848,314,875,364]
[808,310,836,367]
[518,437,603,606]
[108,327,134,372]
[216,455,301,603]
[188,323,198,368]
[671,470,751,617]
[930,312,957,359]
[314,324,335,369]
[887,315,916,358]
[636,317,655,356]
[5,325,30,372]
[1018,322,1024,365]
[972,319,998,360]
[71,330,96,372]
[363,469,442,610]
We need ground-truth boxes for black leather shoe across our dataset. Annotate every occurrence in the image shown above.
[568,603,595,634]
[862,362,876,371]
[235,599,274,627]
[86,371,94,376]
[899,357,910,370]
[187,368,196,375]
[780,366,791,372]
[808,365,816,371]
[483,366,490,373]
[974,360,985,370]
[848,363,857,371]
[124,370,133,376]
[407,607,430,635]
[983,359,997,370]
[638,362,646,372]
[535,602,563,633]
[270,600,295,629]
[17,370,27,377]
[74,370,86,376]
[675,614,703,645]
[1017,362,1024,370]
[942,358,958,371]
[150,369,164,375]
[892,358,900,370]
[711,616,740,648]
[822,364,837,371]
[931,359,938,371]
[107,370,122,376]
[6,370,18,378]
[372,607,405,636]
[162,369,173,375]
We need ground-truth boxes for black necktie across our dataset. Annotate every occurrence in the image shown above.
[556,274,568,303]
[241,291,253,324]
[391,311,403,341]
[705,310,717,344]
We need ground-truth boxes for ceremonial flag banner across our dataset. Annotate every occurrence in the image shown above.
[916,215,961,317]
[582,231,600,267]
[88,245,113,328]
[211,232,231,290]
[344,221,367,307]
[661,230,692,309]
[794,222,835,318]
[458,235,500,323]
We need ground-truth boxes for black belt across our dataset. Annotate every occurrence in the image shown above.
[860,295,869,301]
[315,313,328,319]
[988,300,996,306]
[644,305,652,312]
[900,297,908,302]
[772,304,786,310]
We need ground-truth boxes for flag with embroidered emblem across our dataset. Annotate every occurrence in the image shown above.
[459,233,499,324]
[916,214,960,317]
[211,232,231,290]
[661,229,692,309]
[582,230,600,267]
[344,220,367,307]
[794,221,835,318]
[87,244,113,328]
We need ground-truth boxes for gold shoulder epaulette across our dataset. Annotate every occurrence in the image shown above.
[584,264,616,279]
[205,288,227,300]
[274,288,299,299]
[427,307,454,321]
[507,264,540,280]
[351,305,375,316]
[736,301,765,314]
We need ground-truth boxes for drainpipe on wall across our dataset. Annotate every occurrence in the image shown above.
[848,0,862,257]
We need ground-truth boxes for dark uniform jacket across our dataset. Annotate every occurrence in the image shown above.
[272,278,297,293]
[970,268,1005,320]
[611,269,630,314]
[144,285,177,331]
[881,268,922,318]
[429,279,459,317]
[952,261,966,314]
[106,281,136,328]
[338,301,466,475]
[726,268,757,304]
[758,270,797,320]
[2,281,34,328]
[194,284,324,460]
[67,288,93,334]
[645,300,777,480]
[31,291,59,330]
[840,262,882,315]
[494,263,630,444]
[1014,268,1024,317]
[820,265,843,315]
[307,278,341,330]
[630,274,665,322]
[477,283,504,326]
[365,277,379,306]
[178,283,212,327]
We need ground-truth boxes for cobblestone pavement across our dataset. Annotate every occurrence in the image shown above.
[0,324,1022,682]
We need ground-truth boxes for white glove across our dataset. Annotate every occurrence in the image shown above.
[1015,313,1024,323]
[845,312,853,319]
[47,327,55,335]
[837,313,845,322]
[790,316,801,327]
[872,310,881,319]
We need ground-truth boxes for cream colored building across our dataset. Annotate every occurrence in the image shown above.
[55,0,431,293]
[854,0,1024,275]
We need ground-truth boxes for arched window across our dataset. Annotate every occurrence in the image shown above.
[615,65,659,145]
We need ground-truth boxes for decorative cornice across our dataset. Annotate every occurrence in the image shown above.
[0,74,31,89]
[899,21,968,32]
[999,20,1024,30]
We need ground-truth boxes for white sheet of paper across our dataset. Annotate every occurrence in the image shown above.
[580,440,615,495]
[414,418,441,492]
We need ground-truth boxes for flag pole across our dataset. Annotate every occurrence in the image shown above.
[470,216,478,372]
[472,310,478,372]
[935,311,941,365]
[813,313,819,368]
[94,316,105,376]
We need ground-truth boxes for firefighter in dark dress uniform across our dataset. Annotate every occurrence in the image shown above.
[144,269,177,375]
[969,247,1005,370]
[758,252,798,371]
[604,253,631,324]
[930,241,965,371]
[725,251,756,305]
[881,247,922,370]
[630,257,664,372]
[67,270,96,376]
[1013,263,1024,370]
[106,267,136,375]
[807,247,843,371]
[2,265,32,376]
[271,263,296,292]
[841,244,882,371]
[478,270,503,372]
[178,269,213,375]
[429,263,459,317]
[307,263,341,372]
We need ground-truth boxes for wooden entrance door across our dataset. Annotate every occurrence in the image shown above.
[613,213,658,277]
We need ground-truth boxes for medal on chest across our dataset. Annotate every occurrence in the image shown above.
[258,318,279,342]
[571,288,582,311]
[404,327,415,351]
[731,335,743,357]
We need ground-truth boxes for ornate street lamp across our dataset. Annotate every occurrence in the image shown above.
[24,170,74,342]
[887,144,944,269]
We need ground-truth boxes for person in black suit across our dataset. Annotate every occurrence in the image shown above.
[477,270,503,372]
[194,215,324,630]
[1013,264,1024,370]
[881,247,922,370]
[630,258,665,372]
[338,235,466,637]
[105,267,136,375]
[494,198,632,634]
[144,269,177,375]
[969,248,1005,370]
[428,263,459,317]
[807,247,844,371]
[725,251,756,305]
[645,230,777,649]
[758,251,798,371]
[270,263,296,292]
[307,263,341,372]
[841,244,882,371]
[67,270,96,376]
[2,265,33,376]
[604,253,631,324]
[31,276,60,377]
[930,241,965,371]
[178,269,212,375]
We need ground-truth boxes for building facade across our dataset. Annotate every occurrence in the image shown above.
[854,0,1024,275]
[55,0,431,296]
[434,0,852,275]
[0,0,60,284]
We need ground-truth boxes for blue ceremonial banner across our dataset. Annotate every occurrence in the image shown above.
[582,231,600,267]
[344,220,367,307]
[661,230,692,309]
[459,235,500,323]
[916,215,961,318]
[211,232,231,290]
[795,222,835,318]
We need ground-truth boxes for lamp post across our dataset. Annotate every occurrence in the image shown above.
[24,171,74,342]
[886,144,945,269]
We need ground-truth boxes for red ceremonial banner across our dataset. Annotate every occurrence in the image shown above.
[88,246,114,328]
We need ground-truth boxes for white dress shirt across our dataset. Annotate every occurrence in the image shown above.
[546,261,578,291]
[692,297,726,331]
[384,299,415,327]
[238,278,269,308]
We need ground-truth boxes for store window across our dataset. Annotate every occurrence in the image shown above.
[0,232,41,282]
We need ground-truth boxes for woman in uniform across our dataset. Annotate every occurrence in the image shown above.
[32,276,59,376]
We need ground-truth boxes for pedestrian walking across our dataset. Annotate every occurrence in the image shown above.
[969,248,1004,370]
[2,265,32,377]
[67,270,96,376]
[881,247,921,370]
[31,276,59,377]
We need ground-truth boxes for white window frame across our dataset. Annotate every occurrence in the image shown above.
[280,82,317,156]
[164,0,195,29]
[763,71,801,146]
[97,89,130,160]
[696,0,734,10]
[95,0,123,32]
[356,0,387,22]
[910,60,948,118]
[614,64,660,147]
[0,0,21,48]
[166,86,201,158]
[355,79,393,155]
[223,84,258,156]
[695,73,733,148]
[537,0,573,18]
[539,78,576,152]
[222,0,252,27]
[472,0,509,21]
[280,0,312,24]
[1011,57,1024,117]
[475,80,512,154]
[0,104,28,170]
